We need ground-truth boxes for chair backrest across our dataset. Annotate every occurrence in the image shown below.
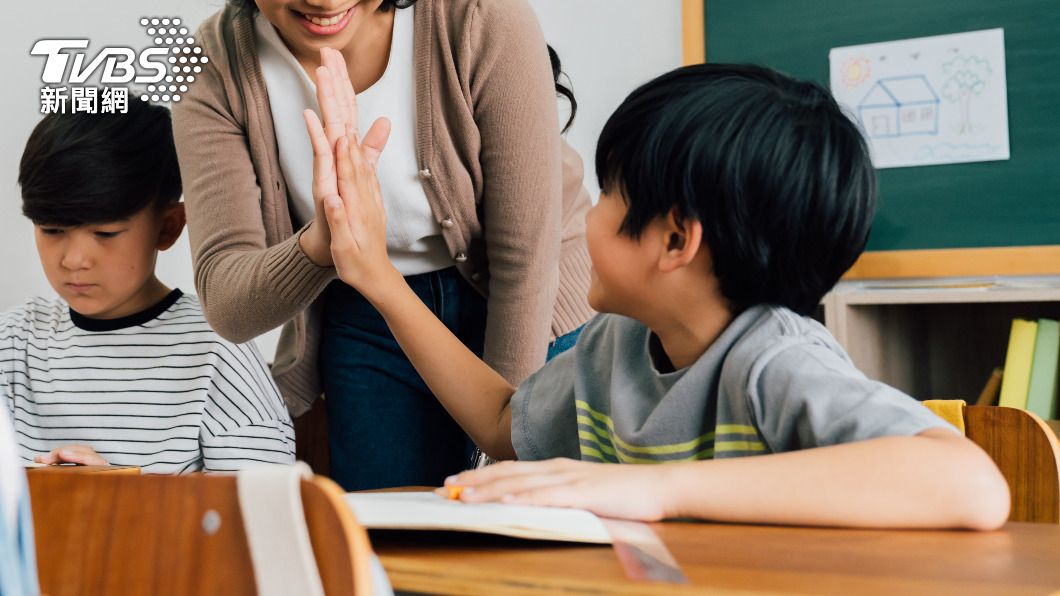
[963,405,1060,524]
[27,472,374,595]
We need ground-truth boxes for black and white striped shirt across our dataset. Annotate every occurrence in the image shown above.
[0,290,295,473]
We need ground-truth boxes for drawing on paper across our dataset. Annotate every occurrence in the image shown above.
[830,29,1009,169]
[941,56,992,134]
[839,56,872,88]
[858,76,939,138]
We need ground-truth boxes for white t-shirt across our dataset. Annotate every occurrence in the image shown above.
[256,7,452,276]
[0,290,296,473]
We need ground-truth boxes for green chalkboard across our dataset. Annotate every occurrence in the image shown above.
[706,0,1060,251]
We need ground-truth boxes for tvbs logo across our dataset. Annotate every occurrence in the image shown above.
[32,17,205,111]
[32,39,168,85]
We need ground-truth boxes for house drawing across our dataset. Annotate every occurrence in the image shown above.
[857,75,940,138]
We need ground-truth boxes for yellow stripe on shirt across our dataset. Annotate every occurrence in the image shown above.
[574,400,766,462]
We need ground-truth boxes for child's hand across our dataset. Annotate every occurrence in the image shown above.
[437,458,674,521]
[34,445,109,466]
[323,134,403,300]
[301,47,391,267]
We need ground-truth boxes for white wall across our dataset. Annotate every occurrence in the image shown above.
[528,0,684,198]
[0,0,223,311]
[0,0,684,359]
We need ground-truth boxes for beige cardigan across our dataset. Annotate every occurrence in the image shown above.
[172,0,594,415]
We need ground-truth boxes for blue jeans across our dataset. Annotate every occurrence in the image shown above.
[320,268,485,491]
[547,324,584,361]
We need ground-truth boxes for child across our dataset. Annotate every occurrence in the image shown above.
[318,64,1009,529]
[3,101,295,473]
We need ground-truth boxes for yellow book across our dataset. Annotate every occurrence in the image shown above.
[998,319,1038,409]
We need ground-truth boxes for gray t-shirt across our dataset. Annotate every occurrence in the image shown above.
[511,305,952,462]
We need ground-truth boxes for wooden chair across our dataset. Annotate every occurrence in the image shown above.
[294,397,331,477]
[925,401,1060,523]
[27,471,375,595]
[965,405,1060,523]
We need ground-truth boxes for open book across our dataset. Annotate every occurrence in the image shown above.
[345,491,612,544]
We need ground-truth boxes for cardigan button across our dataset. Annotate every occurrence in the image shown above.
[440,217,454,229]
[418,168,432,179]
[470,272,483,282]
[454,252,468,263]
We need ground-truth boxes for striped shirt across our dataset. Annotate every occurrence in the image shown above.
[512,306,951,463]
[0,290,295,473]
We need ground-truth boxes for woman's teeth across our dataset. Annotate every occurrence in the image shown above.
[305,11,347,26]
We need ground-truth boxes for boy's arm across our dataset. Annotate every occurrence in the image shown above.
[664,428,1009,529]
[322,136,517,459]
[444,428,1010,530]
[4,366,108,466]
[200,342,298,471]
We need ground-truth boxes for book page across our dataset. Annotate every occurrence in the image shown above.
[345,492,612,544]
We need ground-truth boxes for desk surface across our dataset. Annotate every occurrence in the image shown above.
[371,520,1060,595]
[25,464,140,475]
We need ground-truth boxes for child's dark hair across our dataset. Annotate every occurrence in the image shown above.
[19,100,182,226]
[595,63,876,315]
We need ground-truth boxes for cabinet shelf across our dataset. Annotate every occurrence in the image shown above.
[824,278,1060,402]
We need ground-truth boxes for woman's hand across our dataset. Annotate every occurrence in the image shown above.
[301,47,391,267]
[436,458,674,522]
[323,133,403,301]
[35,445,110,466]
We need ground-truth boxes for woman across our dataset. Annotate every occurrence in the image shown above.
[172,0,594,490]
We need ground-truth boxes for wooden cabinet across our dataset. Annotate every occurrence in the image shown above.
[823,279,1060,402]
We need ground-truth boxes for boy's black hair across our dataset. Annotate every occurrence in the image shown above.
[596,63,876,316]
[18,100,182,226]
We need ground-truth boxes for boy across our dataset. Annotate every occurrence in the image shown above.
[3,101,295,473]
[319,64,1009,528]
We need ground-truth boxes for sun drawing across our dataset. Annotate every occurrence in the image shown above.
[841,57,871,88]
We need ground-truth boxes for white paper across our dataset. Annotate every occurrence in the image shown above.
[345,491,612,544]
[830,29,1010,169]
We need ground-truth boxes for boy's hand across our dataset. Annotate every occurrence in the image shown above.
[323,134,403,300]
[301,47,391,267]
[34,445,109,466]
[437,458,674,522]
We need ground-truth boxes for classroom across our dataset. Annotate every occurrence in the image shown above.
[2,0,1059,594]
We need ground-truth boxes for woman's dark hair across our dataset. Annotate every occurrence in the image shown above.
[233,0,576,131]
[548,46,577,132]
[595,63,877,316]
[19,100,182,226]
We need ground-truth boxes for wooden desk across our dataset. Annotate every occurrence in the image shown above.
[26,465,140,475]
[371,521,1060,595]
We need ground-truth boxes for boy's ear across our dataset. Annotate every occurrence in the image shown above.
[658,208,703,273]
[156,203,186,251]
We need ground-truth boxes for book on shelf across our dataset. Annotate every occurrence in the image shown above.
[998,319,1038,410]
[1026,318,1059,420]
[975,367,1003,407]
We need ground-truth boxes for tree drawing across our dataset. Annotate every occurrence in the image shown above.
[941,55,991,134]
